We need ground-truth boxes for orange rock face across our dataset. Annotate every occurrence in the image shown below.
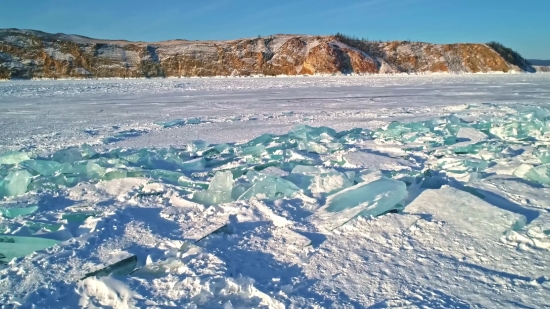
[0,29,528,80]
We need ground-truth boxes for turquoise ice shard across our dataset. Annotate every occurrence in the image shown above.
[0,151,30,165]
[0,170,32,197]
[21,160,63,176]
[0,205,39,218]
[192,171,234,205]
[310,177,407,231]
[0,235,61,263]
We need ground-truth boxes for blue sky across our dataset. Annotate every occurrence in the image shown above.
[1,0,548,59]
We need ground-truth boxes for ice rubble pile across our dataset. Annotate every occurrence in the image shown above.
[2,106,550,261]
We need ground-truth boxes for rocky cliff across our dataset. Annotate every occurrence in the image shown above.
[0,28,535,80]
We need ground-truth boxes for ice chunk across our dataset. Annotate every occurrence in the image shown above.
[297,141,328,154]
[534,148,550,164]
[290,125,337,143]
[208,171,233,192]
[513,164,534,178]
[525,164,550,185]
[310,177,407,231]
[192,171,234,205]
[0,170,32,197]
[102,170,128,181]
[177,176,209,190]
[52,147,84,163]
[155,118,185,128]
[62,212,96,223]
[25,221,62,233]
[238,175,300,201]
[80,144,99,159]
[186,117,201,125]
[0,151,30,165]
[21,160,62,176]
[192,190,232,205]
[421,176,448,189]
[0,205,39,218]
[456,127,488,143]
[406,187,526,239]
[81,255,137,279]
[27,174,75,191]
[86,161,106,179]
[181,158,206,171]
[0,235,61,263]
[240,145,266,156]
[286,165,353,197]
[187,140,209,153]
[344,151,413,170]
[213,143,232,153]
[149,169,186,184]
[247,133,273,146]
[437,157,488,174]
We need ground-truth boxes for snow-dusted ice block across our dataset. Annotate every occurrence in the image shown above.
[344,151,413,170]
[286,165,353,197]
[238,174,300,201]
[406,187,526,239]
[456,127,488,143]
[310,176,407,231]
[0,151,30,165]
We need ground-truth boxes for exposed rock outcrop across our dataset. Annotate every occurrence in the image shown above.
[0,28,534,80]
[534,66,550,73]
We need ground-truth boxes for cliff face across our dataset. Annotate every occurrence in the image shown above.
[0,29,532,80]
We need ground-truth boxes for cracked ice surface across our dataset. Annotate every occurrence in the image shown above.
[1,74,550,308]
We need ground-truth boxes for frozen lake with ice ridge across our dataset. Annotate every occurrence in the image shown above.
[1,74,550,308]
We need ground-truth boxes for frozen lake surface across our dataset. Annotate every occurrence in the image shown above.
[1,74,550,308]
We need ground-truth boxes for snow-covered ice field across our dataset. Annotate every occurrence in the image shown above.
[1,74,550,308]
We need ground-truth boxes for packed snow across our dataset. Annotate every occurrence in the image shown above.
[1,74,550,308]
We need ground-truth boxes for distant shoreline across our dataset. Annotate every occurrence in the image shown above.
[2,70,546,83]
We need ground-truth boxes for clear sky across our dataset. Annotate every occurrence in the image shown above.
[1,0,548,59]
